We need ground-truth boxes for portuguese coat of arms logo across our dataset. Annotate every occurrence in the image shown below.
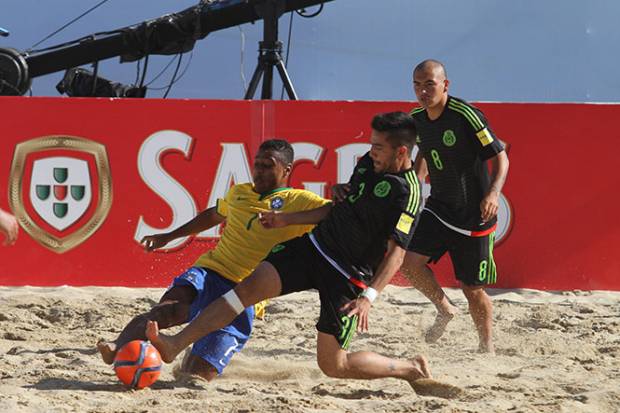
[9,136,113,253]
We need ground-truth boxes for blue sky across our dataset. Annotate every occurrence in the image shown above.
[1,0,618,102]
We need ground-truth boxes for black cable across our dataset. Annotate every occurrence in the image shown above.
[145,55,179,87]
[27,0,113,51]
[148,52,193,91]
[139,54,150,88]
[134,59,141,85]
[162,53,183,98]
[91,61,100,95]
[296,3,324,18]
[280,11,294,100]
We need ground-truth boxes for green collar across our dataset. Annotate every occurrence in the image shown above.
[258,187,291,200]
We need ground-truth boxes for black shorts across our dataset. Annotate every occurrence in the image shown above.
[264,234,362,349]
[408,210,498,286]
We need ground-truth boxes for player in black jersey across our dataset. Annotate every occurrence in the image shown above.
[402,60,509,354]
[144,112,461,397]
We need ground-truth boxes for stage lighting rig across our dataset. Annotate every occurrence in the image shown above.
[0,0,333,98]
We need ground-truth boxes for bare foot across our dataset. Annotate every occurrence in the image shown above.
[96,339,116,365]
[408,355,432,380]
[425,307,458,344]
[145,320,180,363]
[478,342,495,355]
[409,378,463,399]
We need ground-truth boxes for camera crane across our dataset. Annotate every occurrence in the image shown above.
[0,0,332,98]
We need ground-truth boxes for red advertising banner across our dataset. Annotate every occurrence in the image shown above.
[0,97,617,290]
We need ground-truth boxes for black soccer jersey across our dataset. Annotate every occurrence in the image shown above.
[312,153,420,285]
[410,96,504,231]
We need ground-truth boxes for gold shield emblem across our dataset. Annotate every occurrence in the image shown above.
[9,136,113,253]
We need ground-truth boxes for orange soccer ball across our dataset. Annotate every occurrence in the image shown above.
[113,340,162,389]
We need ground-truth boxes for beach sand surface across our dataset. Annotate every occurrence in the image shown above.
[1,285,619,413]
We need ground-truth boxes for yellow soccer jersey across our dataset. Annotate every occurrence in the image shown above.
[194,183,329,283]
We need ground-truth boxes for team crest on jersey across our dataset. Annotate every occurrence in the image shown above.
[9,136,113,253]
[357,167,367,174]
[270,196,284,210]
[442,130,457,147]
[373,180,391,198]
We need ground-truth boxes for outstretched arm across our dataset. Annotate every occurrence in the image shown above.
[141,206,225,251]
[0,208,18,246]
[480,150,509,222]
[259,204,333,228]
[340,238,406,332]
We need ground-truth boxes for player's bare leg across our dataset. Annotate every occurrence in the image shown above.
[316,332,461,398]
[316,332,430,380]
[97,286,194,364]
[147,261,282,363]
[462,284,494,354]
[402,252,459,343]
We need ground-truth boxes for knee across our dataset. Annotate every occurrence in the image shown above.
[401,263,429,287]
[402,254,428,275]
[462,285,483,298]
[462,286,491,306]
[317,355,348,379]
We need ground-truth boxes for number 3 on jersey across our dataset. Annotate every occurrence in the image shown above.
[347,182,365,203]
[430,149,444,170]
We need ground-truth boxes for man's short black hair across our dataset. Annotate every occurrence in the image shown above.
[258,139,294,165]
[371,111,417,153]
[413,59,448,78]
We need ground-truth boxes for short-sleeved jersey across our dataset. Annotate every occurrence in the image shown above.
[410,96,505,231]
[312,153,421,285]
[194,183,329,283]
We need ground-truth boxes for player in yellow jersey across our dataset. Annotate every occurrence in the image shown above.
[97,139,328,381]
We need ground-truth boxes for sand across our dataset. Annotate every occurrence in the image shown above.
[1,285,619,413]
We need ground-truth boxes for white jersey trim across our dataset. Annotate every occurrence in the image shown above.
[308,233,361,284]
[425,207,482,236]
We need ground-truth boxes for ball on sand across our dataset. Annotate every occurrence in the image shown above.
[113,340,162,389]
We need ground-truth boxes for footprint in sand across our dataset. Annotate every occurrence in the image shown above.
[497,371,521,379]
[409,378,463,399]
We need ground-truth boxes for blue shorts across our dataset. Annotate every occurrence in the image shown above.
[170,267,254,374]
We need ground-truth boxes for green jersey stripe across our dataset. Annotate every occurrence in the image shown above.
[413,172,420,213]
[410,107,425,115]
[405,171,414,212]
[449,100,484,128]
[447,103,479,129]
[448,101,484,130]
[405,171,420,214]
[409,172,420,214]
[448,102,483,130]
[448,104,483,131]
